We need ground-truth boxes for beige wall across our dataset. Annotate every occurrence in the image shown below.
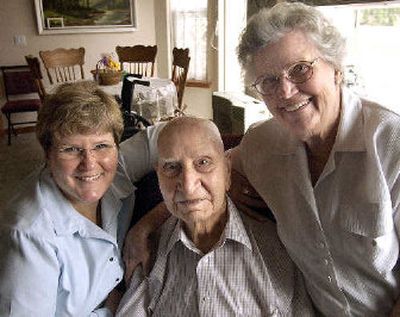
[0,0,213,131]
[0,0,156,79]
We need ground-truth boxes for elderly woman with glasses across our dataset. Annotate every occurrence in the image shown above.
[0,81,163,316]
[229,2,400,316]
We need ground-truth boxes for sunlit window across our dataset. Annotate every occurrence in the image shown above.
[170,0,208,82]
[318,4,400,113]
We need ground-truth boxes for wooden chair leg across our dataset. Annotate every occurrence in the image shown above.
[6,114,11,145]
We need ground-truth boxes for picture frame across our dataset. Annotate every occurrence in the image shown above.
[34,0,137,35]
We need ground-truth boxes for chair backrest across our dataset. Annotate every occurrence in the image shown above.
[1,65,39,100]
[39,47,85,84]
[24,55,46,100]
[171,47,190,110]
[116,45,157,77]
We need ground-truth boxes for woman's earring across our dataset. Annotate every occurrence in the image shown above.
[334,70,343,85]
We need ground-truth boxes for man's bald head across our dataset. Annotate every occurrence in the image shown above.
[157,117,224,155]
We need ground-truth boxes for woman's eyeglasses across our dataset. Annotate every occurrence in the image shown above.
[252,58,319,96]
[56,143,116,160]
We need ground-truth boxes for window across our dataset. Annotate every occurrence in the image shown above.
[170,0,208,82]
[318,3,400,113]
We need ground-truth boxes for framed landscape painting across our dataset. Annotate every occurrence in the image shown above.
[35,0,137,34]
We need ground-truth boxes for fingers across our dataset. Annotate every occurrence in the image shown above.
[123,253,149,284]
[229,168,271,222]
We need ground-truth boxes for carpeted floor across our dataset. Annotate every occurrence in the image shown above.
[0,132,44,212]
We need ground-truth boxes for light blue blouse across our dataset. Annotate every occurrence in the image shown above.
[0,125,164,316]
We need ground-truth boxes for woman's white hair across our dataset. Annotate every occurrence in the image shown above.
[237,2,346,78]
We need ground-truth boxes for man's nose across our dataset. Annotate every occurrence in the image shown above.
[179,167,200,195]
[276,76,299,99]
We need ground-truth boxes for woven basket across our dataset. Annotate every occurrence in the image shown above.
[91,69,122,85]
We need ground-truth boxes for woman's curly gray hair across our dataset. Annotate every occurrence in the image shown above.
[237,2,346,79]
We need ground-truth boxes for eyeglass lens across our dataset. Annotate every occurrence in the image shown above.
[255,61,314,95]
[57,144,115,160]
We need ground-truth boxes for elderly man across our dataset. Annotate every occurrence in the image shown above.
[117,117,314,316]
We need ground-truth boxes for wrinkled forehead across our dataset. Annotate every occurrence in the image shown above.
[158,123,224,160]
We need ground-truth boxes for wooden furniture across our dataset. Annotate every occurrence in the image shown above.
[212,91,270,135]
[171,47,190,112]
[1,65,42,145]
[116,45,157,77]
[25,55,46,100]
[39,47,85,84]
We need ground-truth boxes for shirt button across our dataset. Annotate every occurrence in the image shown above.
[109,257,114,262]
[115,278,120,283]
[328,275,332,283]
[324,258,329,265]
[202,296,209,302]
[318,242,325,249]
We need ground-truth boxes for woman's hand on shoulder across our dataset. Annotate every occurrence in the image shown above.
[229,168,271,222]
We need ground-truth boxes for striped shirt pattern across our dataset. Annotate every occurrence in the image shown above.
[117,197,314,316]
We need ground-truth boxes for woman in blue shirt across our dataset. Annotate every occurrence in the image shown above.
[0,81,161,316]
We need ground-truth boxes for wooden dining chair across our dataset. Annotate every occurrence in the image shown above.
[25,55,46,100]
[1,65,42,145]
[171,47,190,112]
[39,47,85,84]
[116,45,157,77]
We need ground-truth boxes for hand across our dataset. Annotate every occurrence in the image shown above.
[229,168,271,222]
[123,202,170,283]
[104,288,123,315]
[391,298,400,317]
[123,221,151,286]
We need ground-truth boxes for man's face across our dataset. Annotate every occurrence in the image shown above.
[156,123,231,225]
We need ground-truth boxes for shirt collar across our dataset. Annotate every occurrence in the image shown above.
[334,87,365,152]
[39,156,134,239]
[164,196,253,257]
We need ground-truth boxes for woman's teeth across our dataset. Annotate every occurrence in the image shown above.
[284,100,310,112]
[76,174,101,182]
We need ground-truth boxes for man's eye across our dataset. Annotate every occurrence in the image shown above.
[162,163,180,176]
[195,158,213,171]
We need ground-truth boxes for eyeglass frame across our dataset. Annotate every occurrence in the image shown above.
[251,57,320,96]
[54,142,117,161]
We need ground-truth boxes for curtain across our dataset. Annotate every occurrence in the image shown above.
[171,0,208,81]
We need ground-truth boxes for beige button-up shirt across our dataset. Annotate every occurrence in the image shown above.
[239,87,400,316]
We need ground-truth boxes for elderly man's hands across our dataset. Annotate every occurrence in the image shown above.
[123,202,170,283]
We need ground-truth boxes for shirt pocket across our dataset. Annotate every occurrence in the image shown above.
[338,201,394,238]
[337,201,397,273]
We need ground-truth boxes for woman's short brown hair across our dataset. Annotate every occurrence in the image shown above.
[36,81,124,152]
